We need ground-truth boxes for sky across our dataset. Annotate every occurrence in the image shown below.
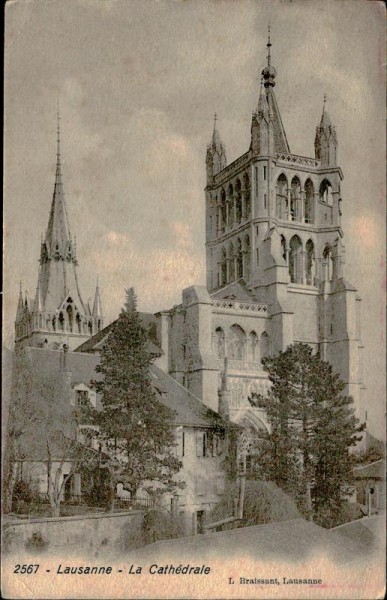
[4,0,385,439]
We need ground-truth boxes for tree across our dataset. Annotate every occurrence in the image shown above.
[250,343,364,522]
[4,350,100,517]
[95,288,183,503]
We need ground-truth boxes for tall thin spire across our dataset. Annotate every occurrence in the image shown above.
[92,276,103,318]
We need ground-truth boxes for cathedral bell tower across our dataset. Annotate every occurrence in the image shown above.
[15,111,104,351]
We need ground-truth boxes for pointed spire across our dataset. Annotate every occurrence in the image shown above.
[315,94,337,165]
[319,93,332,127]
[211,112,223,147]
[45,106,72,255]
[34,276,43,312]
[206,113,227,179]
[257,76,268,118]
[92,277,103,317]
[16,281,24,320]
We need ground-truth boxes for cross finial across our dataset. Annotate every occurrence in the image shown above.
[56,99,61,160]
[214,112,217,128]
[267,24,272,66]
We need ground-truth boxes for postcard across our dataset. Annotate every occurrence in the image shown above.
[2,1,385,599]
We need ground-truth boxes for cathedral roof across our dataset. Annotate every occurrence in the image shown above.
[18,347,224,435]
[211,279,258,302]
[73,314,163,356]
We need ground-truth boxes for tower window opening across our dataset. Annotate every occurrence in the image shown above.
[319,179,333,205]
[255,167,258,195]
[323,245,333,281]
[263,166,267,180]
[290,176,301,222]
[289,235,302,283]
[215,327,225,359]
[256,248,259,265]
[280,235,287,262]
[229,324,246,361]
[304,179,314,223]
[264,194,267,209]
[276,173,288,219]
[305,239,315,285]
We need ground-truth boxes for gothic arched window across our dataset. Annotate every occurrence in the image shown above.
[244,234,251,279]
[323,244,333,281]
[228,183,234,227]
[260,331,271,361]
[243,172,251,217]
[58,312,64,331]
[76,313,81,333]
[66,304,73,333]
[319,179,333,205]
[220,189,226,232]
[276,173,288,219]
[280,234,287,262]
[304,179,314,223]
[290,176,301,221]
[228,242,235,281]
[215,327,225,359]
[306,239,315,285]
[221,247,227,285]
[249,331,258,362]
[229,324,246,361]
[237,238,243,279]
[289,235,302,283]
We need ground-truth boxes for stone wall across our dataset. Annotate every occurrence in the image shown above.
[3,510,144,557]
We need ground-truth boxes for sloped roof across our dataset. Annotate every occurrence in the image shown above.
[211,279,257,302]
[74,313,163,356]
[130,517,367,565]
[16,347,224,432]
[150,364,224,428]
[353,459,386,480]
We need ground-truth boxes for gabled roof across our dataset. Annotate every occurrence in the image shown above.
[16,346,224,430]
[211,279,258,302]
[74,313,163,356]
[150,365,224,428]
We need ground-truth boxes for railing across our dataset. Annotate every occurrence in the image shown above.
[213,152,250,185]
[212,299,267,313]
[276,153,320,167]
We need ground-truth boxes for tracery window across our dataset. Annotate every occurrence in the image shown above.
[215,327,225,359]
[276,173,288,219]
[289,235,302,283]
[229,325,246,361]
[306,239,315,285]
[304,179,314,223]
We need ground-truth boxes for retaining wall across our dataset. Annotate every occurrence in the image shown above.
[3,510,145,556]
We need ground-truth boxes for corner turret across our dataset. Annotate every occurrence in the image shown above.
[315,95,338,167]
[206,113,227,185]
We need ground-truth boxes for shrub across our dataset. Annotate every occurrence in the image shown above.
[25,531,49,552]
[12,480,34,505]
[141,510,185,546]
[314,500,365,529]
[209,480,301,530]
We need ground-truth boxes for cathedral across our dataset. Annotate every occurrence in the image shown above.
[15,36,366,443]
[158,36,366,435]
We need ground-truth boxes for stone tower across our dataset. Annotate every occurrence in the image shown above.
[200,32,366,425]
[14,113,103,351]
